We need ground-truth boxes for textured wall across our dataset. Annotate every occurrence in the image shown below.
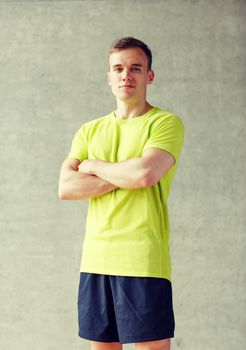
[0,1,245,349]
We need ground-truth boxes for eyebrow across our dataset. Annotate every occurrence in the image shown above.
[112,63,143,69]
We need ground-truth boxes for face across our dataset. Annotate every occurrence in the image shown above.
[107,47,154,103]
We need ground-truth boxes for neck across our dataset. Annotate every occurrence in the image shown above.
[114,100,153,120]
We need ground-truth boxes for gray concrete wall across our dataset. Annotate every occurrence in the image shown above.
[0,1,245,349]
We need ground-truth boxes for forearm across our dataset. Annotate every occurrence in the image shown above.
[59,171,118,200]
[80,158,149,189]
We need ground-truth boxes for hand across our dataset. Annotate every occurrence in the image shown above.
[78,159,95,174]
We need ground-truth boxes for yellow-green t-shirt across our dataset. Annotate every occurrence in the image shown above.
[67,106,185,282]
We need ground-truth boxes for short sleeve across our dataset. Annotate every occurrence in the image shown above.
[67,123,88,161]
[142,115,185,164]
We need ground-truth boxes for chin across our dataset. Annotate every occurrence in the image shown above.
[117,94,135,101]
[118,91,136,98]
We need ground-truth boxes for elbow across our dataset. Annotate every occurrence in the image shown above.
[141,175,155,188]
[58,192,66,200]
[139,165,160,187]
[58,190,66,200]
[58,182,68,200]
[139,171,156,188]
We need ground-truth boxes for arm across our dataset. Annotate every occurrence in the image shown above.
[78,157,149,189]
[78,147,175,189]
[58,158,119,200]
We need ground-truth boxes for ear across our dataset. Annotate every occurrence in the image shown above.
[147,70,154,84]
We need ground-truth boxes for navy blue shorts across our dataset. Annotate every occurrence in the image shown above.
[77,272,175,344]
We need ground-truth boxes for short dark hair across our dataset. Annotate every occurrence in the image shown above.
[109,36,152,71]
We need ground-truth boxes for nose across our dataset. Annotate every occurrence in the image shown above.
[122,68,132,81]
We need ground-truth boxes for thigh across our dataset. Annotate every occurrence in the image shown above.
[77,273,120,343]
[135,338,170,350]
[110,276,175,344]
[90,340,122,350]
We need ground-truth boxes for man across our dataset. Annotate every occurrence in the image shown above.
[58,37,185,350]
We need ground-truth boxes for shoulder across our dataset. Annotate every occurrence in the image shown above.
[73,111,112,138]
[77,111,112,130]
[149,107,185,130]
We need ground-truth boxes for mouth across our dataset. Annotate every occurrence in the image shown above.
[120,85,135,88]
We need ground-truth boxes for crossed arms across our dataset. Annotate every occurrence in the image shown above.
[58,147,175,200]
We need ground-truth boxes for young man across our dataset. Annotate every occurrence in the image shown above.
[58,37,185,350]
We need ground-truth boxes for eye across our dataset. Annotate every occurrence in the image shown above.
[114,67,122,72]
[132,67,141,72]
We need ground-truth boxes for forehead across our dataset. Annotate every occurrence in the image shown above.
[109,47,148,68]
